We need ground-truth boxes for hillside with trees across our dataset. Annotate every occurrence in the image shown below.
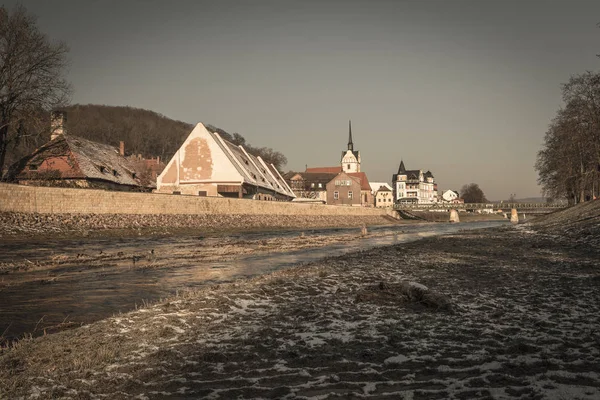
[4,104,288,173]
[536,72,600,204]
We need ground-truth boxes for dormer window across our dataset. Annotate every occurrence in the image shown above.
[99,166,107,173]
[29,164,39,171]
[244,160,249,165]
[112,169,119,177]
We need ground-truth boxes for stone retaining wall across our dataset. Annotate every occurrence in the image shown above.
[0,183,391,217]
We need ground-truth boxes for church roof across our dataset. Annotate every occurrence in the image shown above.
[306,166,342,174]
[291,172,337,183]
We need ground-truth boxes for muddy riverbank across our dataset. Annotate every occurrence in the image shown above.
[1,201,599,399]
[0,221,506,341]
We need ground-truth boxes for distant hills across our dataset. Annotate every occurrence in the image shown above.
[6,104,287,171]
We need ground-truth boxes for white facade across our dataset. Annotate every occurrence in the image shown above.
[157,123,295,200]
[342,150,360,173]
[393,162,437,204]
[441,190,459,202]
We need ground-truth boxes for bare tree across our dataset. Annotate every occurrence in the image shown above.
[536,72,600,203]
[460,183,488,203]
[0,4,71,176]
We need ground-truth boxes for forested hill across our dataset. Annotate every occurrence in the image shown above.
[64,104,192,163]
[8,104,287,171]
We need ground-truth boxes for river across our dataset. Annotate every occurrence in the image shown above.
[0,220,507,341]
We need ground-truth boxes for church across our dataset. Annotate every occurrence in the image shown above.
[293,121,372,206]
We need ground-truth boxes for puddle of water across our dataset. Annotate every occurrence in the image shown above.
[0,221,507,340]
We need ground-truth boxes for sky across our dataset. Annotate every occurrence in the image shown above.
[4,0,600,200]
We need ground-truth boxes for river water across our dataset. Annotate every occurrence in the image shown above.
[0,221,507,340]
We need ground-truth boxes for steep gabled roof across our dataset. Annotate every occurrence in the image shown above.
[8,135,142,187]
[369,182,393,192]
[347,172,371,191]
[405,170,421,180]
[209,129,295,197]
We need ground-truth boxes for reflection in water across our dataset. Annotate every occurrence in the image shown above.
[0,221,507,339]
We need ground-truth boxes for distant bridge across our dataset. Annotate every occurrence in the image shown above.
[393,202,566,212]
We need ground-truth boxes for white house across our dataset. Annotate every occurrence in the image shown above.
[441,189,460,203]
[370,182,394,208]
[157,123,295,201]
[392,160,437,204]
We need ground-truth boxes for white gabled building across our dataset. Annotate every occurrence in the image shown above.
[370,182,394,208]
[441,189,460,203]
[157,123,295,201]
[392,160,438,204]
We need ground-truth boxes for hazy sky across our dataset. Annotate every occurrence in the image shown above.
[5,0,600,199]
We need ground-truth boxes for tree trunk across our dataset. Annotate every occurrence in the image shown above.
[0,123,9,179]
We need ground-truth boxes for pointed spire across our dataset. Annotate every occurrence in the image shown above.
[348,120,353,151]
[398,159,406,174]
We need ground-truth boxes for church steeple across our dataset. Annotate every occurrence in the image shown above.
[348,120,353,151]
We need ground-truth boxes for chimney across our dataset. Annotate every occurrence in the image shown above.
[50,111,67,140]
[119,141,125,156]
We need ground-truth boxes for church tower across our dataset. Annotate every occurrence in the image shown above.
[341,120,361,173]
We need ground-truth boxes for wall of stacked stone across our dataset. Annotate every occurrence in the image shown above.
[0,183,391,217]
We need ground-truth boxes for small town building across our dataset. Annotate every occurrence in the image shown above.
[285,172,336,203]
[392,160,438,204]
[6,111,146,191]
[301,121,372,206]
[156,123,295,200]
[326,172,362,206]
[370,182,394,208]
[441,189,460,203]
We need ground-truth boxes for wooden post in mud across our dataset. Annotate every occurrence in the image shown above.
[510,209,519,224]
[361,224,368,236]
[449,209,460,223]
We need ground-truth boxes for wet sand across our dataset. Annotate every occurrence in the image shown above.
[1,218,599,399]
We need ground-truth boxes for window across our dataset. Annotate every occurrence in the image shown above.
[348,191,353,199]
[318,183,322,188]
[335,180,340,186]
[311,183,315,188]
[334,191,339,200]
[378,198,381,202]
[346,180,351,186]
[347,164,351,170]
